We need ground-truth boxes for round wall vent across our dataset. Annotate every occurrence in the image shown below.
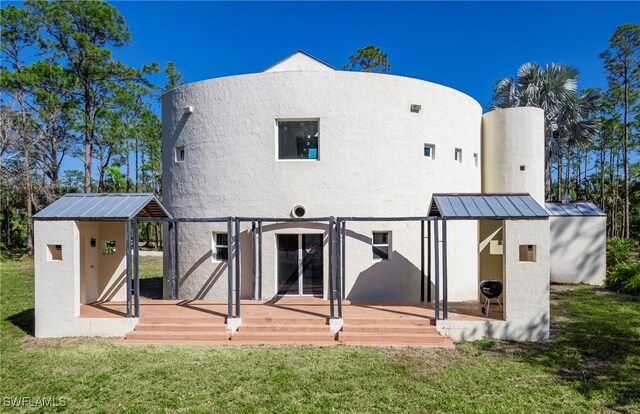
[292,204,307,218]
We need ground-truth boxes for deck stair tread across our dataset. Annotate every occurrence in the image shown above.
[125,331,230,341]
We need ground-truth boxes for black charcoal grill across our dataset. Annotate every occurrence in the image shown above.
[479,280,503,318]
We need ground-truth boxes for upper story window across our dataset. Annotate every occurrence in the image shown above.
[424,144,435,159]
[277,120,319,160]
[455,148,462,163]
[175,146,185,162]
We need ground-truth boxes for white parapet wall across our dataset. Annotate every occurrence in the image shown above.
[35,220,138,338]
[549,216,606,285]
[438,219,550,342]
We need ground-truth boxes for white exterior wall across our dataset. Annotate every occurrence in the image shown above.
[35,220,137,338]
[162,70,482,302]
[482,107,545,205]
[549,216,606,285]
[439,219,550,342]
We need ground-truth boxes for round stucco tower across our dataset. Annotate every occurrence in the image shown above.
[162,52,482,302]
[481,107,545,205]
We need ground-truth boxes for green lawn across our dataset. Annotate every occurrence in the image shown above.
[1,258,639,413]
[138,255,163,299]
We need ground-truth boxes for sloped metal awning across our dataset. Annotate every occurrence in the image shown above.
[544,202,605,217]
[429,193,549,220]
[33,193,171,221]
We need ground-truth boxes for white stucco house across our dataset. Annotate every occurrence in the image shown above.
[33,51,606,344]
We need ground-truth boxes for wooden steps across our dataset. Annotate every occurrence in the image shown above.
[123,317,229,344]
[231,317,336,344]
[120,310,453,348]
[338,317,454,348]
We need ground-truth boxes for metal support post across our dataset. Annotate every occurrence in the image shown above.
[227,218,233,319]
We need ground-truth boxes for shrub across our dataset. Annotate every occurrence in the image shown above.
[606,261,640,295]
[606,237,636,267]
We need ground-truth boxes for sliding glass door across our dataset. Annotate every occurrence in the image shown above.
[277,234,323,296]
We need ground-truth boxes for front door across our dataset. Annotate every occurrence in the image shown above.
[277,234,323,296]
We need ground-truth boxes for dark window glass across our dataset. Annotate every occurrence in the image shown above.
[278,121,319,160]
[372,232,390,260]
[214,233,228,261]
[373,232,388,244]
[372,245,389,260]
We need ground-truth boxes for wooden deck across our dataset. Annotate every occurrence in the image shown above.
[80,298,502,347]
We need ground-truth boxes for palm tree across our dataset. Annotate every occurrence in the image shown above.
[492,63,600,200]
[555,89,602,198]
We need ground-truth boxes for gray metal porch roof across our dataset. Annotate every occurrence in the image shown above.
[429,193,549,220]
[33,193,171,221]
[544,202,606,217]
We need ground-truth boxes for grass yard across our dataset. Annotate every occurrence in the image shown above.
[1,258,639,413]
[138,255,163,299]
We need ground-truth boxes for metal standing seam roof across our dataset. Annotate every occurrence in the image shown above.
[429,194,549,220]
[33,193,172,221]
[544,202,606,217]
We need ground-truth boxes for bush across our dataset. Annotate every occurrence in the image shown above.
[607,237,636,267]
[606,261,640,295]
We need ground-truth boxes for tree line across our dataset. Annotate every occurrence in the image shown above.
[1,1,183,253]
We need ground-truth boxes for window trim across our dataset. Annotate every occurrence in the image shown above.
[212,232,229,262]
[175,146,185,162]
[275,118,320,162]
[372,231,392,262]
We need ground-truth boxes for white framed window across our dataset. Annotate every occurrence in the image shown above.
[175,146,185,162]
[372,231,391,261]
[455,148,462,163]
[474,153,478,167]
[212,233,229,261]
[277,119,319,160]
[424,144,435,159]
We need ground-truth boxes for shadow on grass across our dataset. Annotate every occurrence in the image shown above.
[484,286,640,411]
[6,308,34,337]
[140,277,163,299]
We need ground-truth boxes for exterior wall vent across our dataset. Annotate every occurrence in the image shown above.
[292,204,307,218]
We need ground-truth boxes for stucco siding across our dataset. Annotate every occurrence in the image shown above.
[162,70,482,302]
[439,219,550,342]
[482,107,545,205]
[35,220,137,338]
[549,216,606,285]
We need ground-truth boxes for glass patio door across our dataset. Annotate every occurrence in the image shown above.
[277,234,323,296]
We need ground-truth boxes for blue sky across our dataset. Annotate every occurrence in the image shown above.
[112,1,638,110]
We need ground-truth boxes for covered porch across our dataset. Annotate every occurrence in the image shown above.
[35,192,549,343]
